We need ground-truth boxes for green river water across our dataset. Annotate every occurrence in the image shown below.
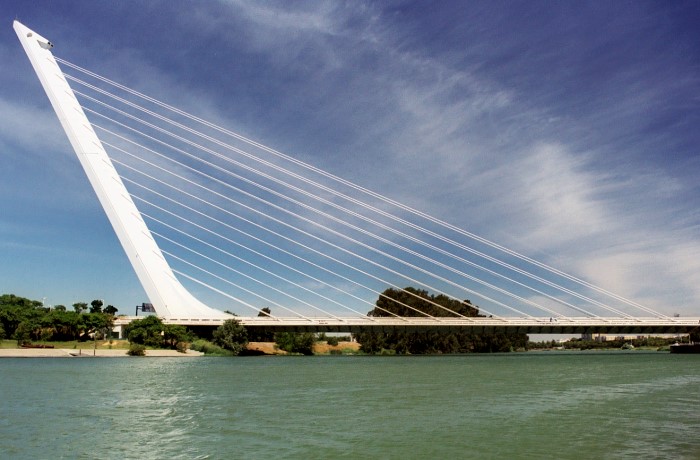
[1,352,699,459]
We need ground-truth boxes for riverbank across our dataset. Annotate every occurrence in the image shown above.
[246,340,361,355]
[0,340,360,357]
[0,347,204,357]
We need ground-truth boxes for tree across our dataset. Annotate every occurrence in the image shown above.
[0,294,115,343]
[14,319,41,345]
[212,319,248,355]
[89,299,103,314]
[690,328,700,343]
[163,324,191,351]
[356,287,527,354]
[370,287,481,318]
[127,343,146,356]
[274,332,316,355]
[247,307,274,341]
[104,305,118,315]
[73,302,88,314]
[84,312,114,340]
[0,294,41,309]
[124,316,165,347]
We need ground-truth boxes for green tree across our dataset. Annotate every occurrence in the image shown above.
[89,299,103,314]
[104,305,118,315]
[689,328,700,343]
[0,294,116,343]
[0,294,42,309]
[212,319,248,355]
[1,294,44,340]
[163,324,191,350]
[124,316,165,347]
[356,287,527,354]
[14,319,39,344]
[73,302,88,314]
[44,309,83,340]
[370,287,480,318]
[84,312,114,340]
[246,308,274,342]
[274,332,316,355]
[127,343,146,356]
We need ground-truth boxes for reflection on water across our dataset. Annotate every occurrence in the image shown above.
[1,353,699,459]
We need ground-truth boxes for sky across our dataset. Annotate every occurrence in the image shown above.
[1,1,699,317]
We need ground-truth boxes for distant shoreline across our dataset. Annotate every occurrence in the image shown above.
[0,341,361,357]
[0,348,204,358]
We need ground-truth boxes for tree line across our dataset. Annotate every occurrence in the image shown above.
[2,290,531,355]
[354,287,529,354]
[0,294,117,344]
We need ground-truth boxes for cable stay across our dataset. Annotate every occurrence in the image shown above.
[51,56,669,321]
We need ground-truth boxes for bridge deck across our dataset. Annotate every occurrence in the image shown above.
[115,316,700,335]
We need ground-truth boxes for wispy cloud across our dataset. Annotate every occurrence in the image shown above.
[3,1,698,314]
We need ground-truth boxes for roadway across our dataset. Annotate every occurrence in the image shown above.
[115,316,700,335]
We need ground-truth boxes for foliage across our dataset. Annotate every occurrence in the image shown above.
[274,332,316,355]
[317,333,341,346]
[247,308,275,341]
[212,319,248,355]
[164,324,192,350]
[127,343,146,356]
[370,287,481,318]
[124,316,165,347]
[1,294,42,309]
[175,341,189,353]
[1,294,114,344]
[89,299,103,314]
[690,329,700,343]
[190,339,235,356]
[104,305,118,315]
[355,287,528,354]
[559,336,684,350]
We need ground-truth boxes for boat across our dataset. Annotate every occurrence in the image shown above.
[670,342,700,354]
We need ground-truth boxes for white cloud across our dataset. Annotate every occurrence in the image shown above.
[0,97,67,153]
[7,2,698,316]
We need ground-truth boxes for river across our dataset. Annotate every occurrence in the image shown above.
[1,352,699,459]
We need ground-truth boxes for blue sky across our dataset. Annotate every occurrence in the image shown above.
[1,1,699,316]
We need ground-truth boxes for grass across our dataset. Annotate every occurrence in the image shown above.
[189,339,237,356]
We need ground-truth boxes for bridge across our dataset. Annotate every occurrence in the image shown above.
[15,21,699,337]
[115,316,699,335]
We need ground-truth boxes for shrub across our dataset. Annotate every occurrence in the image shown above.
[212,319,248,355]
[274,332,316,355]
[124,316,164,347]
[190,339,233,356]
[175,341,189,354]
[127,343,146,356]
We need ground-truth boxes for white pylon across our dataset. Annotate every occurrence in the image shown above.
[14,21,228,319]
